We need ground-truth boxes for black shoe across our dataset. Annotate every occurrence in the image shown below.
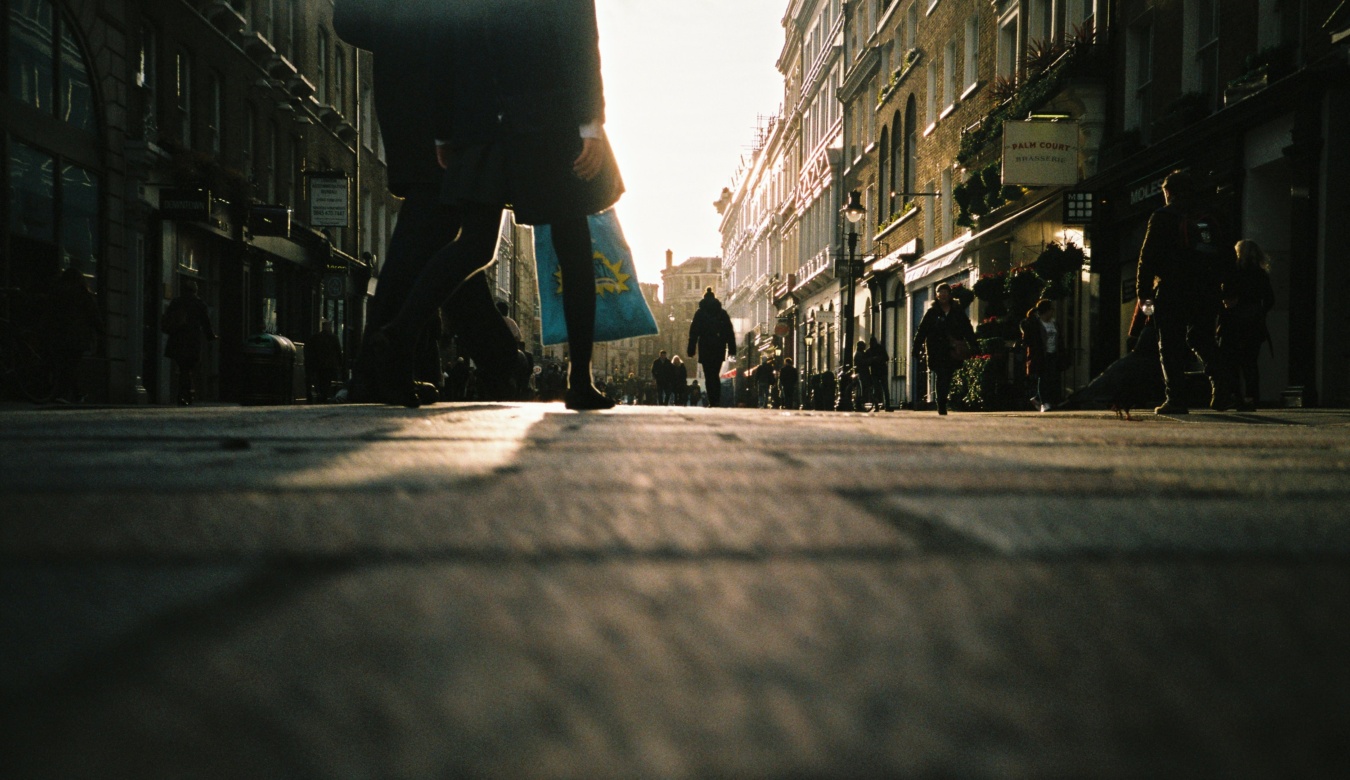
[1155,399,1189,414]
[414,382,440,406]
[565,386,615,411]
[366,328,420,408]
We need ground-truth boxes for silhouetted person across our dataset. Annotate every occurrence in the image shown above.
[335,0,528,405]
[651,349,673,404]
[364,0,622,411]
[913,283,974,416]
[778,357,800,409]
[687,287,736,407]
[1021,299,1061,412]
[162,279,216,405]
[1136,170,1232,414]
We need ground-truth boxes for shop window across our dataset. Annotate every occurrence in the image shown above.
[7,141,99,288]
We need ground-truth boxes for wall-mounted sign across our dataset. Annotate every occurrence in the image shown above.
[1002,121,1080,187]
[308,173,349,227]
[160,189,212,222]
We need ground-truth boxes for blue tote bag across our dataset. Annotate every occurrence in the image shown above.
[533,209,659,346]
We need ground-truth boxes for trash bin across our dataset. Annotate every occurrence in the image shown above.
[240,333,297,405]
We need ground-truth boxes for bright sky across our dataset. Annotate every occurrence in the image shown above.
[594,1,786,298]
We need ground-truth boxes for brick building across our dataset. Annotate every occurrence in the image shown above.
[724,0,1350,409]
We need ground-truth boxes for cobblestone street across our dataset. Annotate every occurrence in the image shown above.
[3,403,1349,778]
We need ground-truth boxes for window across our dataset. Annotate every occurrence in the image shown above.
[334,46,346,116]
[267,122,278,202]
[175,50,192,146]
[1029,0,1054,46]
[925,60,937,127]
[905,3,918,50]
[243,105,256,183]
[922,179,935,249]
[361,83,374,150]
[316,31,329,103]
[997,11,1019,79]
[207,70,224,155]
[1189,0,1219,109]
[878,128,889,215]
[8,142,101,285]
[8,0,95,133]
[138,21,159,137]
[1125,20,1153,132]
[1068,0,1095,35]
[942,38,957,110]
[889,110,901,208]
[940,168,952,242]
[963,15,979,90]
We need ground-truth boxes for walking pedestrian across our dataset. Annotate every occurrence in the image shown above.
[651,349,673,404]
[334,0,524,405]
[162,279,216,406]
[670,355,689,405]
[859,337,889,411]
[687,287,737,407]
[1021,299,1062,412]
[1219,239,1276,411]
[912,283,975,416]
[754,356,776,408]
[342,0,619,410]
[1136,170,1233,414]
[778,357,800,410]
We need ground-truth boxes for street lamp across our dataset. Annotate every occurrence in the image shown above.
[838,189,866,411]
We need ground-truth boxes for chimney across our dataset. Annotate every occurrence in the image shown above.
[665,249,673,270]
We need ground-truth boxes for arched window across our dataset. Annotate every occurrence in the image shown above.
[4,0,102,291]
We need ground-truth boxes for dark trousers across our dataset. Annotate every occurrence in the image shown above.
[1156,305,1224,403]
[361,187,516,380]
[387,202,595,385]
[701,362,723,406]
[933,367,954,413]
[1223,337,1263,402]
[172,358,198,404]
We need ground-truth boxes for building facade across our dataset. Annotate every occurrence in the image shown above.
[4,0,396,404]
[723,0,1350,409]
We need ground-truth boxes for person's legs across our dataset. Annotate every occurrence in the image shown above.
[374,203,502,405]
[550,216,613,410]
[1237,338,1262,409]
[1155,307,1190,411]
[935,367,952,415]
[1185,314,1231,409]
[702,363,722,407]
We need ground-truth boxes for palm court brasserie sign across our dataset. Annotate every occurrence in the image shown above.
[1002,120,1080,187]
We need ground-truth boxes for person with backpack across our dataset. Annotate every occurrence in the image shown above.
[687,288,737,407]
[1135,170,1233,414]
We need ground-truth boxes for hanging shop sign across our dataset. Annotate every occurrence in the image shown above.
[1002,121,1080,187]
[159,188,212,222]
[250,205,292,237]
[308,173,350,227]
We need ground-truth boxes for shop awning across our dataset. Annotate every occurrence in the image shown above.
[903,234,972,285]
[902,194,1061,286]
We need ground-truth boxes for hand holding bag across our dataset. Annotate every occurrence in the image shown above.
[534,209,659,346]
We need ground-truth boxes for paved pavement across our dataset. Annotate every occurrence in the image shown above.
[3,402,1350,778]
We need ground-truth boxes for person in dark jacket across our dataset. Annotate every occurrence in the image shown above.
[754,356,776,408]
[1020,298,1062,412]
[687,288,737,407]
[670,355,690,405]
[335,0,536,406]
[912,283,975,415]
[47,268,104,403]
[778,357,800,410]
[1135,170,1232,414]
[365,0,621,411]
[1219,239,1277,411]
[860,337,889,411]
[651,350,674,404]
[162,279,216,406]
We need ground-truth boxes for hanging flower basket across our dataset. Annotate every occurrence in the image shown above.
[973,272,1008,303]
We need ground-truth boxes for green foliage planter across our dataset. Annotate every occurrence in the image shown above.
[1005,266,1044,301]
[949,354,1005,411]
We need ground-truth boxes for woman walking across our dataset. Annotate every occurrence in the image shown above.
[372,0,622,410]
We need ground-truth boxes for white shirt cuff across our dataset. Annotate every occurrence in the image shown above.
[579,122,603,139]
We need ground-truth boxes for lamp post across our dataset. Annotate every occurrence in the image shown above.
[838,189,866,411]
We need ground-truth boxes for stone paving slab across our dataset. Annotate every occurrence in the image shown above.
[3,403,1350,778]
